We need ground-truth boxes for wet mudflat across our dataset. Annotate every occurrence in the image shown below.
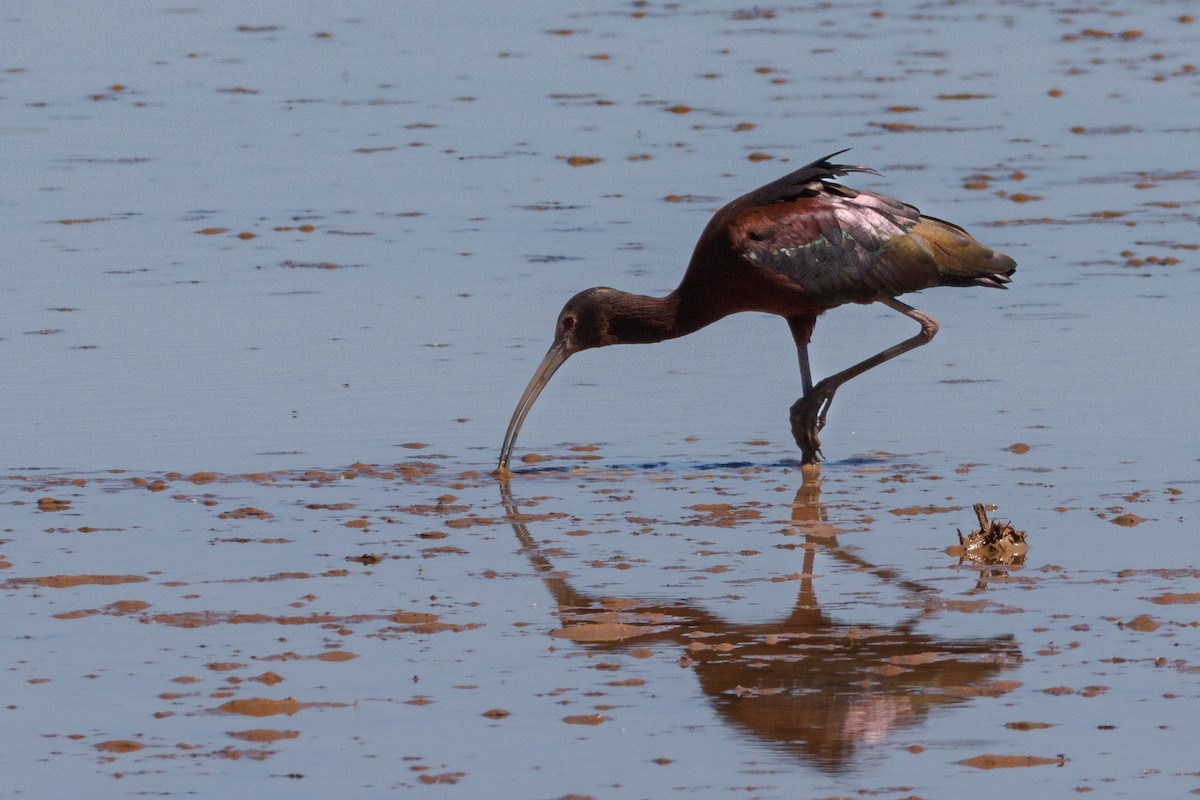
[3,1,1200,798]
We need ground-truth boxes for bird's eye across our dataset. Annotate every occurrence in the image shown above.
[560,316,576,336]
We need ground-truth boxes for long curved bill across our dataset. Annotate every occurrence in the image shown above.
[498,340,571,470]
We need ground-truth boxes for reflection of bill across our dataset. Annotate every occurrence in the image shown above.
[499,470,1021,772]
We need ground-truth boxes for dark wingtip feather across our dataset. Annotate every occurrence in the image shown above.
[813,148,882,180]
[744,149,880,206]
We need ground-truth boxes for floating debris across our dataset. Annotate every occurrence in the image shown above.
[952,503,1027,565]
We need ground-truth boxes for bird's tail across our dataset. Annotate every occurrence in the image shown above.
[915,215,1016,289]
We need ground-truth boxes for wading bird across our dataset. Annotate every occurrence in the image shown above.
[499,150,1015,469]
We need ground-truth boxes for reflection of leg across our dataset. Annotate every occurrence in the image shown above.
[787,471,938,608]
[790,299,939,464]
[789,468,829,610]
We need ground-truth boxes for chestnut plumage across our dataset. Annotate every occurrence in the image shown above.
[499,150,1015,469]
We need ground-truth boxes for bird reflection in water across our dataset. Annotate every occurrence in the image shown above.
[499,470,1021,771]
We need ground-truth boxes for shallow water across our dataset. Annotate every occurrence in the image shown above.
[3,1,1200,798]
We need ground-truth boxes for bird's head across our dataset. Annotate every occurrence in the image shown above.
[498,287,626,471]
[554,286,627,351]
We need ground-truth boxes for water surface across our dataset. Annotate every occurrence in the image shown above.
[3,1,1200,797]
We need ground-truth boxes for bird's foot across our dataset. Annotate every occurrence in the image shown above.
[790,381,837,465]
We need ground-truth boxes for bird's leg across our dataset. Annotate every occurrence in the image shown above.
[786,314,820,462]
[798,344,814,396]
[786,314,818,396]
[790,299,939,464]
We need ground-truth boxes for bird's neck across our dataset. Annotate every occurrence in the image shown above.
[604,289,725,345]
[600,291,684,344]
